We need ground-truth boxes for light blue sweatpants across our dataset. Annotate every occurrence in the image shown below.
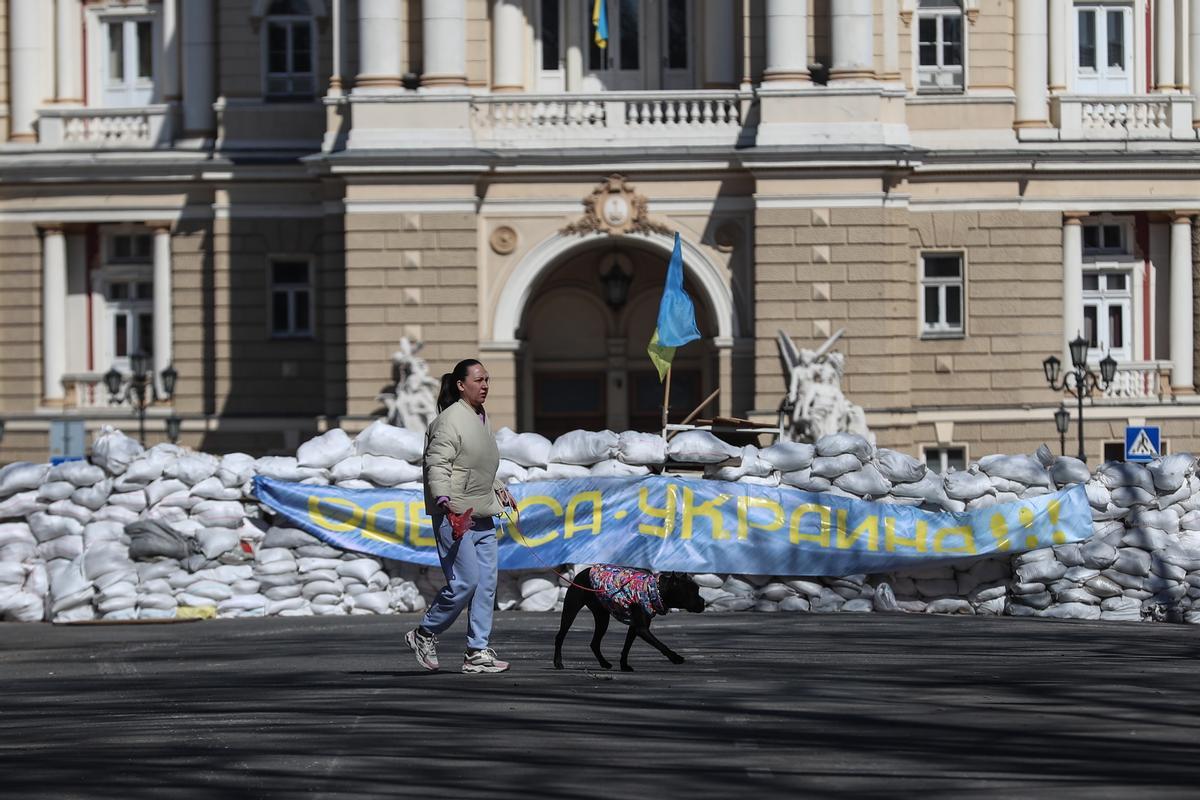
[419,516,498,651]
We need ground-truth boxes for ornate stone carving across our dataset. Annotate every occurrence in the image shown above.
[561,174,673,237]
[377,337,439,433]
[713,221,741,253]
[490,225,518,255]
[776,328,874,444]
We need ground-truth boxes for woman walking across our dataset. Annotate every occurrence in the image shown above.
[405,358,515,674]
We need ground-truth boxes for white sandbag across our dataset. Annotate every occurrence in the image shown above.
[976,454,1051,488]
[495,459,529,484]
[298,556,343,573]
[666,430,740,464]
[810,453,863,479]
[359,455,422,487]
[874,449,926,484]
[0,522,34,547]
[256,560,299,577]
[297,429,355,469]
[535,463,591,481]
[779,469,832,493]
[107,490,149,512]
[191,500,246,528]
[29,511,83,542]
[145,478,187,507]
[256,548,297,566]
[354,419,424,462]
[583,460,649,479]
[1114,547,1152,576]
[499,430,555,468]
[778,595,811,612]
[93,505,138,526]
[549,429,619,466]
[91,427,144,475]
[1043,602,1101,620]
[1096,462,1156,494]
[46,499,92,525]
[814,432,873,461]
[114,458,163,491]
[196,528,240,559]
[0,462,51,498]
[1050,457,1092,487]
[162,452,219,487]
[2,591,45,622]
[337,559,383,584]
[37,481,76,502]
[0,491,45,520]
[615,431,666,466]
[255,456,324,482]
[186,579,234,602]
[944,470,995,501]
[262,526,320,549]
[758,582,797,602]
[758,441,815,473]
[1111,486,1156,507]
[301,580,343,600]
[213,453,255,489]
[347,591,392,614]
[71,479,112,511]
[1148,453,1195,491]
[329,456,363,482]
[833,464,891,498]
[706,446,773,482]
[1014,558,1068,584]
[36,535,83,561]
[189,476,242,501]
[48,461,105,488]
[1130,508,1180,534]
[336,479,373,490]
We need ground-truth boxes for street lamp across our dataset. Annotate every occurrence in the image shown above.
[1054,403,1070,456]
[104,354,178,446]
[165,416,182,444]
[1043,335,1118,462]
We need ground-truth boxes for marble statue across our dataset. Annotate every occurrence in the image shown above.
[777,328,874,444]
[378,337,439,433]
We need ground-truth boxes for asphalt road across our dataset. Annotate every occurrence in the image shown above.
[1,611,1197,799]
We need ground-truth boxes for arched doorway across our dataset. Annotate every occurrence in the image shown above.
[517,238,717,438]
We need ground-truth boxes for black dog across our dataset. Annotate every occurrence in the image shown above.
[553,566,705,672]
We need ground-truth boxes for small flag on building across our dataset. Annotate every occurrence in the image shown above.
[647,232,701,382]
[592,0,609,48]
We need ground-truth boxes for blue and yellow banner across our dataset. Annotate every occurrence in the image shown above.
[252,476,1092,575]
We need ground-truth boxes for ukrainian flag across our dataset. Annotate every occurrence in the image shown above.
[592,0,609,48]
[647,233,701,381]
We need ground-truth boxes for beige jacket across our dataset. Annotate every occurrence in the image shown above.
[422,398,504,518]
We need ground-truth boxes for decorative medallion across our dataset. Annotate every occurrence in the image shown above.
[489,225,518,255]
[713,221,742,253]
[561,175,673,237]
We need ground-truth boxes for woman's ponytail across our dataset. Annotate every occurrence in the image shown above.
[436,358,483,412]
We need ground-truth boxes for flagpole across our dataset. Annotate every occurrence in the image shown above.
[661,365,672,438]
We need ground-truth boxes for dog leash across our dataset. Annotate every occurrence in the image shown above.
[500,506,635,597]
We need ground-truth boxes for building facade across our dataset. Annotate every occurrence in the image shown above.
[2,0,1200,466]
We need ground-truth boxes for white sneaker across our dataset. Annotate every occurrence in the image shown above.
[462,648,510,674]
[405,628,439,671]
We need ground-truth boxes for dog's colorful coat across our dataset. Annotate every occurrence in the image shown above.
[589,565,667,624]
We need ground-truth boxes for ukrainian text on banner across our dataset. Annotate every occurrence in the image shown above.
[252,476,1092,574]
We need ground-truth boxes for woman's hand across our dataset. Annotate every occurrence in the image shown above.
[497,487,516,509]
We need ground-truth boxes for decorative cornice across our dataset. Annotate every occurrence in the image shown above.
[561,175,673,237]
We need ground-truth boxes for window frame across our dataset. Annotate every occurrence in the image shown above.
[921,444,968,474]
[98,228,156,370]
[536,0,565,90]
[268,257,316,339]
[918,250,967,339]
[261,4,319,101]
[1079,216,1136,362]
[1072,2,1135,94]
[914,0,966,95]
[89,5,161,108]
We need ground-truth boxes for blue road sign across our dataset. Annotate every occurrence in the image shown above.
[1125,426,1161,462]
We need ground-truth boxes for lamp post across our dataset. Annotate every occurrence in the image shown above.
[103,353,177,446]
[1054,402,1070,456]
[1042,335,1118,462]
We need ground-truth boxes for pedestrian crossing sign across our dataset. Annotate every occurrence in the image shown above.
[1124,426,1161,462]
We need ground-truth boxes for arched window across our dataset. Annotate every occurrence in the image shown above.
[263,0,316,100]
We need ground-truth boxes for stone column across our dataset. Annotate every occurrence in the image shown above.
[881,0,901,82]
[564,0,582,91]
[355,0,403,90]
[328,0,344,94]
[703,0,738,88]
[1014,0,1049,128]
[162,0,180,101]
[1170,213,1195,390]
[492,0,525,92]
[54,0,83,103]
[8,0,41,141]
[41,226,68,402]
[1157,0,1177,91]
[1062,214,1085,362]
[763,0,809,84]
[829,0,874,82]
[181,0,216,134]
[1048,0,1067,93]
[422,0,468,90]
[1192,0,1200,124]
[152,225,174,397]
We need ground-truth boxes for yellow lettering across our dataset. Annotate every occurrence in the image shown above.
[308,495,363,533]
[1019,506,1037,549]
[408,503,436,547]
[884,518,927,553]
[564,491,602,539]
[510,496,561,547]
[932,525,976,554]
[789,503,831,547]
[360,501,405,544]
[681,487,731,540]
[638,484,679,538]
[837,514,879,551]
[990,513,1011,551]
[737,496,784,540]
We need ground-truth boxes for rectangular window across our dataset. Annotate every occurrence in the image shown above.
[916,0,964,93]
[1074,4,1132,93]
[618,0,640,70]
[666,0,688,69]
[541,0,560,71]
[105,276,153,364]
[1081,269,1131,361]
[920,252,965,337]
[100,16,157,107]
[923,446,967,474]
[1082,222,1124,254]
[270,260,314,338]
[264,18,317,99]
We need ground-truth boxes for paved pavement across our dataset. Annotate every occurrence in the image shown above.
[1,611,1197,799]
